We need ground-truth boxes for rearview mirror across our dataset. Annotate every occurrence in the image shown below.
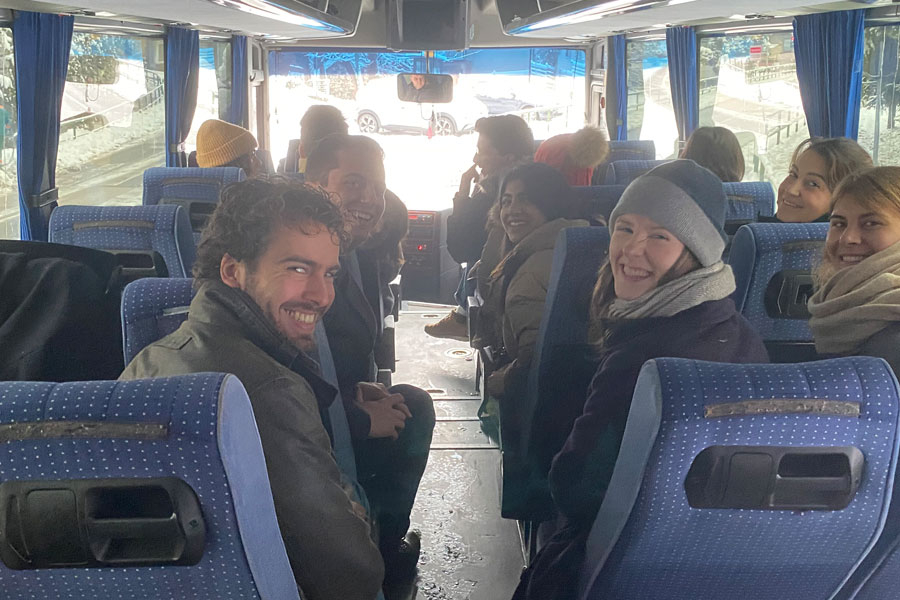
[397,74,452,104]
[67,55,119,85]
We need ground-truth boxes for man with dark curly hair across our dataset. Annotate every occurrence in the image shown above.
[120,177,384,600]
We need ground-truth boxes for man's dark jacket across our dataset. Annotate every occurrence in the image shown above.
[120,280,383,600]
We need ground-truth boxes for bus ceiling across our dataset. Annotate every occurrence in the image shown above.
[0,0,886,48]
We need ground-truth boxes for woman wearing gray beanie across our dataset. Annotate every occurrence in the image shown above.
[513,160,769,600]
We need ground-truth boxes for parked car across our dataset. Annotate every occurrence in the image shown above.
[355,77,489,136]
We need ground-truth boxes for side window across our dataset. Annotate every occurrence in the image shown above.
[698,32,809,187]
[859,25,900,166]
[626,39,678,159]
[185,39,233,153]
[0,27,17,239]
[56,32,165,207]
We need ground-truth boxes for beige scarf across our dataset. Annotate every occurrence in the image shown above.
[808,241,900,354]
[608,261,736,320]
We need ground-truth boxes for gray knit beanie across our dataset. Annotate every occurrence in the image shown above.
[608,159,728,267]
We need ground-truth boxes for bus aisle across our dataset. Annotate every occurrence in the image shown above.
[391,302,524,600]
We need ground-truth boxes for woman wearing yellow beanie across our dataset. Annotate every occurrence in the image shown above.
[195,118,263,177]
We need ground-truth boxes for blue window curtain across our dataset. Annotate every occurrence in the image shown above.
[165,26,200,167]
[13,11,74,241]
[793,10,866,139]
[610,34,627,141]
[229,35,249,128]
[666,25,699,143]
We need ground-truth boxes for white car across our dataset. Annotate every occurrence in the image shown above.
[355,77,489,136]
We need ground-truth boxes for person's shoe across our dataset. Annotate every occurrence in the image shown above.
[424,311,468,341]
[382,530,421,584]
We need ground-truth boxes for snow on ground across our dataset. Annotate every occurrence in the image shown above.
[858,107,900,167]
[55,103,165,178]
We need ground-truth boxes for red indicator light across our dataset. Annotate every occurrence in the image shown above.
[417,244,424,251]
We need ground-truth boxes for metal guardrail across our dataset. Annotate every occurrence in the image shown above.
[764,108,805,147]
[60,72,164,140]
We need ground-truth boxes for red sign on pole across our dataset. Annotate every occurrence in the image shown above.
[749,45,762,55]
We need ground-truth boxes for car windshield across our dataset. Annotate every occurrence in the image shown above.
[269,48,587,210]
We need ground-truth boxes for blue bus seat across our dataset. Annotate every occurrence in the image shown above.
[571,185,625,224]
[729,222,828,362]
[121,277,194,365]
[501,226,610,521]
[580,357,900,600]
[120,277,361,484]
[49,204,195,279]
[279,139,302,174]
[591,140,656,185]
[142,167,245,240]
[722,181,776,233]
[0,374,301,600]
[314,325,360,483]
[603,159,670,186]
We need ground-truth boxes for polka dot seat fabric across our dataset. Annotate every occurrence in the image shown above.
[729,222,829,342]
[579,357,900,600]
[512,227,610,519]
[120,277,194,365]
[141,167,245,207]
[603,159,671,186]
[722,181,775,222]
[0,374,301,600]
[592,141,657,185]
[48,204,196,278]
[142,167,246,244]
[570,186,625,223]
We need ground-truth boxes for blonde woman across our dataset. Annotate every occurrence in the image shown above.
[808,166,900,373]
[767,137,872,223]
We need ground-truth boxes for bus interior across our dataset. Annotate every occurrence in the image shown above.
[3,0,900,599]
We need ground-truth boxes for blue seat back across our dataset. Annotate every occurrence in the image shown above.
[729,222,828,346]
[49,204,195,278]
[120,278,360,484]
[571,185,625,223]
[143,167,245,242]
[503,227,610,520]
[121,277,194,364]
[603,159,670,186]
[581,357,900,600]
[592,140,657,185]
[313,324,359,483]
[723,181,776,223]
[607,140,656,162]
[142,167,245,206]
[0,374,301,600]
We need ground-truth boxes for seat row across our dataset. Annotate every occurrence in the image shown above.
[2,356,899,599]
[503,219,839,530]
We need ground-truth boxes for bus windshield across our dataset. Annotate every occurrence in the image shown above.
[269,47,587,210]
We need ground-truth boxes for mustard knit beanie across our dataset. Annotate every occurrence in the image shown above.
[196,119,257,168]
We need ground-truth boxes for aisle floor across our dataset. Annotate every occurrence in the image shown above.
[390,303,524,600]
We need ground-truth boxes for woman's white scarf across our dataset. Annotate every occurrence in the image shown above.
[608,261,737,320]
[808,241,900,354]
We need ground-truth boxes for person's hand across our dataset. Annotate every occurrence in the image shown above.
[459,164,479,195]
[486,370,506,398]
[356,385,412,440]
[357,381,390,402]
